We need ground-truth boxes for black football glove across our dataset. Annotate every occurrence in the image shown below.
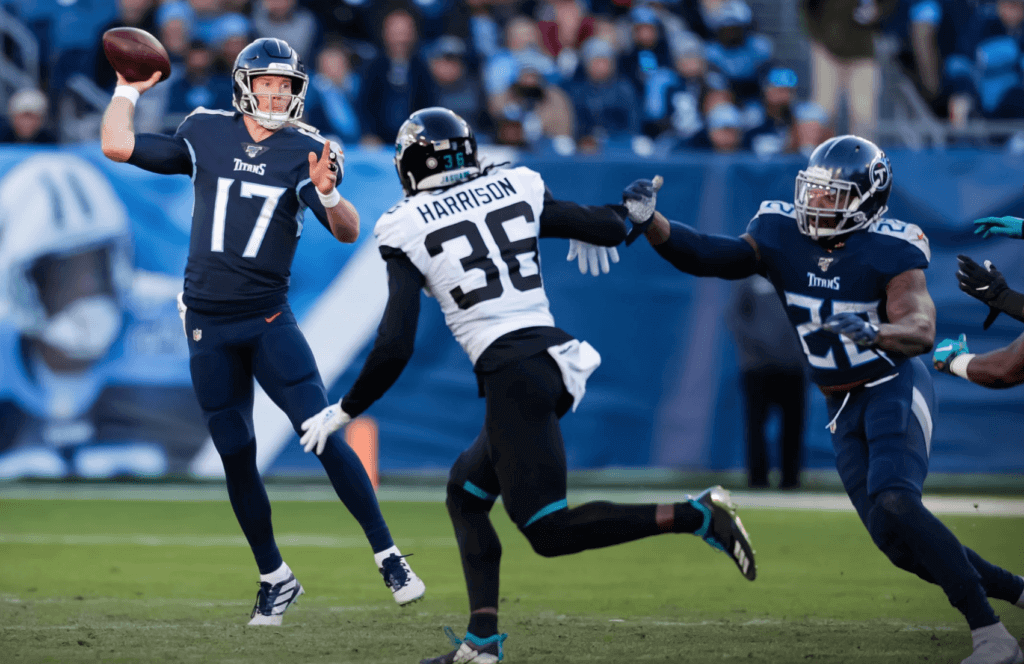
[956,254,1024,328]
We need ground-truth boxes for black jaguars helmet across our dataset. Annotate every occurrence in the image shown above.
[794,135,893,239]
[232,38,308,130]
[395,107,480,196]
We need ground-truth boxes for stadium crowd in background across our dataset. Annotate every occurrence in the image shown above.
[3,0,1024,152]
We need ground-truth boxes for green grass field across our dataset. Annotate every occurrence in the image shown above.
[1,496,1022,663]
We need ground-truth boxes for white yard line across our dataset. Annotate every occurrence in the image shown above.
[0,484,1021,516]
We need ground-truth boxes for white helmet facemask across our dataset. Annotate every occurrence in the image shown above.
[233,69,307,130]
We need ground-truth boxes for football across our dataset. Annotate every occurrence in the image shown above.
[102,27,171,83]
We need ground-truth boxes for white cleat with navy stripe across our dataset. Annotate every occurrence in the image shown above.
[247,573,304,626]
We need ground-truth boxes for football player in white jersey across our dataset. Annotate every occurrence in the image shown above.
[299,108,758,664]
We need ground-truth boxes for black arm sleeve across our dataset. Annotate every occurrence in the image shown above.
[538,189,630,246]
[299,183,331,233]
[127,133,194,176]
[993,288,1024,324]
[340,247,425,417]
[654,219,761,280]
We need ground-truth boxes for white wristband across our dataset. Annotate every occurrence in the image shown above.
[950,353,975,380]
[317,187,341,208]
[113,85,140,106]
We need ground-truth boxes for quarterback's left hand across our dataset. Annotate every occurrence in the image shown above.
[308,141,344,195]
[567,240,619,276]
[933,333,969,373]
[822,312,879,348]
[300,402,351,455]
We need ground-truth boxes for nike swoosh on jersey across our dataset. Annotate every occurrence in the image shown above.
[265,312,282,323]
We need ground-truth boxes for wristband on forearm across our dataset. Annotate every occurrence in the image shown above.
[317,187,341,208]
[949,353,975,380]
[113,85,140,106]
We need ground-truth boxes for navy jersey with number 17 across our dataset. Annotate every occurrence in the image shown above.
[173,109,338,313]
[746,200,931,388]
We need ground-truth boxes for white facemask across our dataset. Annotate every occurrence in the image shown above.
[39,295,122,361]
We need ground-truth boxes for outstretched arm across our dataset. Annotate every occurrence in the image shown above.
[934,331,1024,388]
[876,269,936,357]
[643,211,762,280]
[299,248,423,454]
[538,190,630,246]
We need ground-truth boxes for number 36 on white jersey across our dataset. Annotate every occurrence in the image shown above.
[374,166,555,364]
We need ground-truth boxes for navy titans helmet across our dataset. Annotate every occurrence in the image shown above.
[394,107,480,196]
[794,135,893,239]
[232,38,308,130]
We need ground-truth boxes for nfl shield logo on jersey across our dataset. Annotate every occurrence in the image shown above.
[243,143,268,159]
[193,328,202,342]
[818,257,834,272]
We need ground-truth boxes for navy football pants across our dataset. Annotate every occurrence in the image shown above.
[185,303,391,572]
[828,357,1020,628]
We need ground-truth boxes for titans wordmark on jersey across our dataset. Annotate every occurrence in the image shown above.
[746,200,931,387]
[374,166,554,364]
[174,109,339,310]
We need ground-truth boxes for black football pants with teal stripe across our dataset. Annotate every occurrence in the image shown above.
[185,302,392,573]
[446,351,668,612]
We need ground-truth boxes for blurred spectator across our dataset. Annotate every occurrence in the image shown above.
[465,0,502,61]
[427,36,489,134]
[620,6,673,96]
[538,0,597,81]
[643,31,706,138]
[212,12,253,72]
[571,37,640,152]
[946,0,1024,125]
[357,8,437,146]
[1,90,57,144]
[727,274,808,490]
[744,67,798,156]
[157,3,192,62]
[163,40,233,132]
[489,50,576,145]
[305,41,361,145]
[802,0,898,139]
[704,0,773,105]
[791,101,832,155]
[493,103,531,148]
[157,0,234,47]
[95,0,159,91]
[252,0,321,66]
[705,101,744,151]
[302,0,384,61]
[700,69,736,115]
[484,16,558,97]
[410,0,473,44]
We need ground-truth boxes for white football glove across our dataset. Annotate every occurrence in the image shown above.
[300,402,351,455]
[567,240,620,276]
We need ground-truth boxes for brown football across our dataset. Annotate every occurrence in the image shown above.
[102,27,171,83]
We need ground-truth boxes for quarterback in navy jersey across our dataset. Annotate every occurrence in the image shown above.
[100,38,424,625]
[628,136,1024,664]
[300,108,759,664]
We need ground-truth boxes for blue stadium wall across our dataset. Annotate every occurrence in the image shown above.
[0,144,1021,478]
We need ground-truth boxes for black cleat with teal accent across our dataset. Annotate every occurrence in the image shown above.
[688,485,757,581]
[419,627,508,663]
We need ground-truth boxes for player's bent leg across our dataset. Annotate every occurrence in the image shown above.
[252,318,414,599]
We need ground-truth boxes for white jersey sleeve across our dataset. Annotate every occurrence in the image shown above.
[374,166,554,365]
